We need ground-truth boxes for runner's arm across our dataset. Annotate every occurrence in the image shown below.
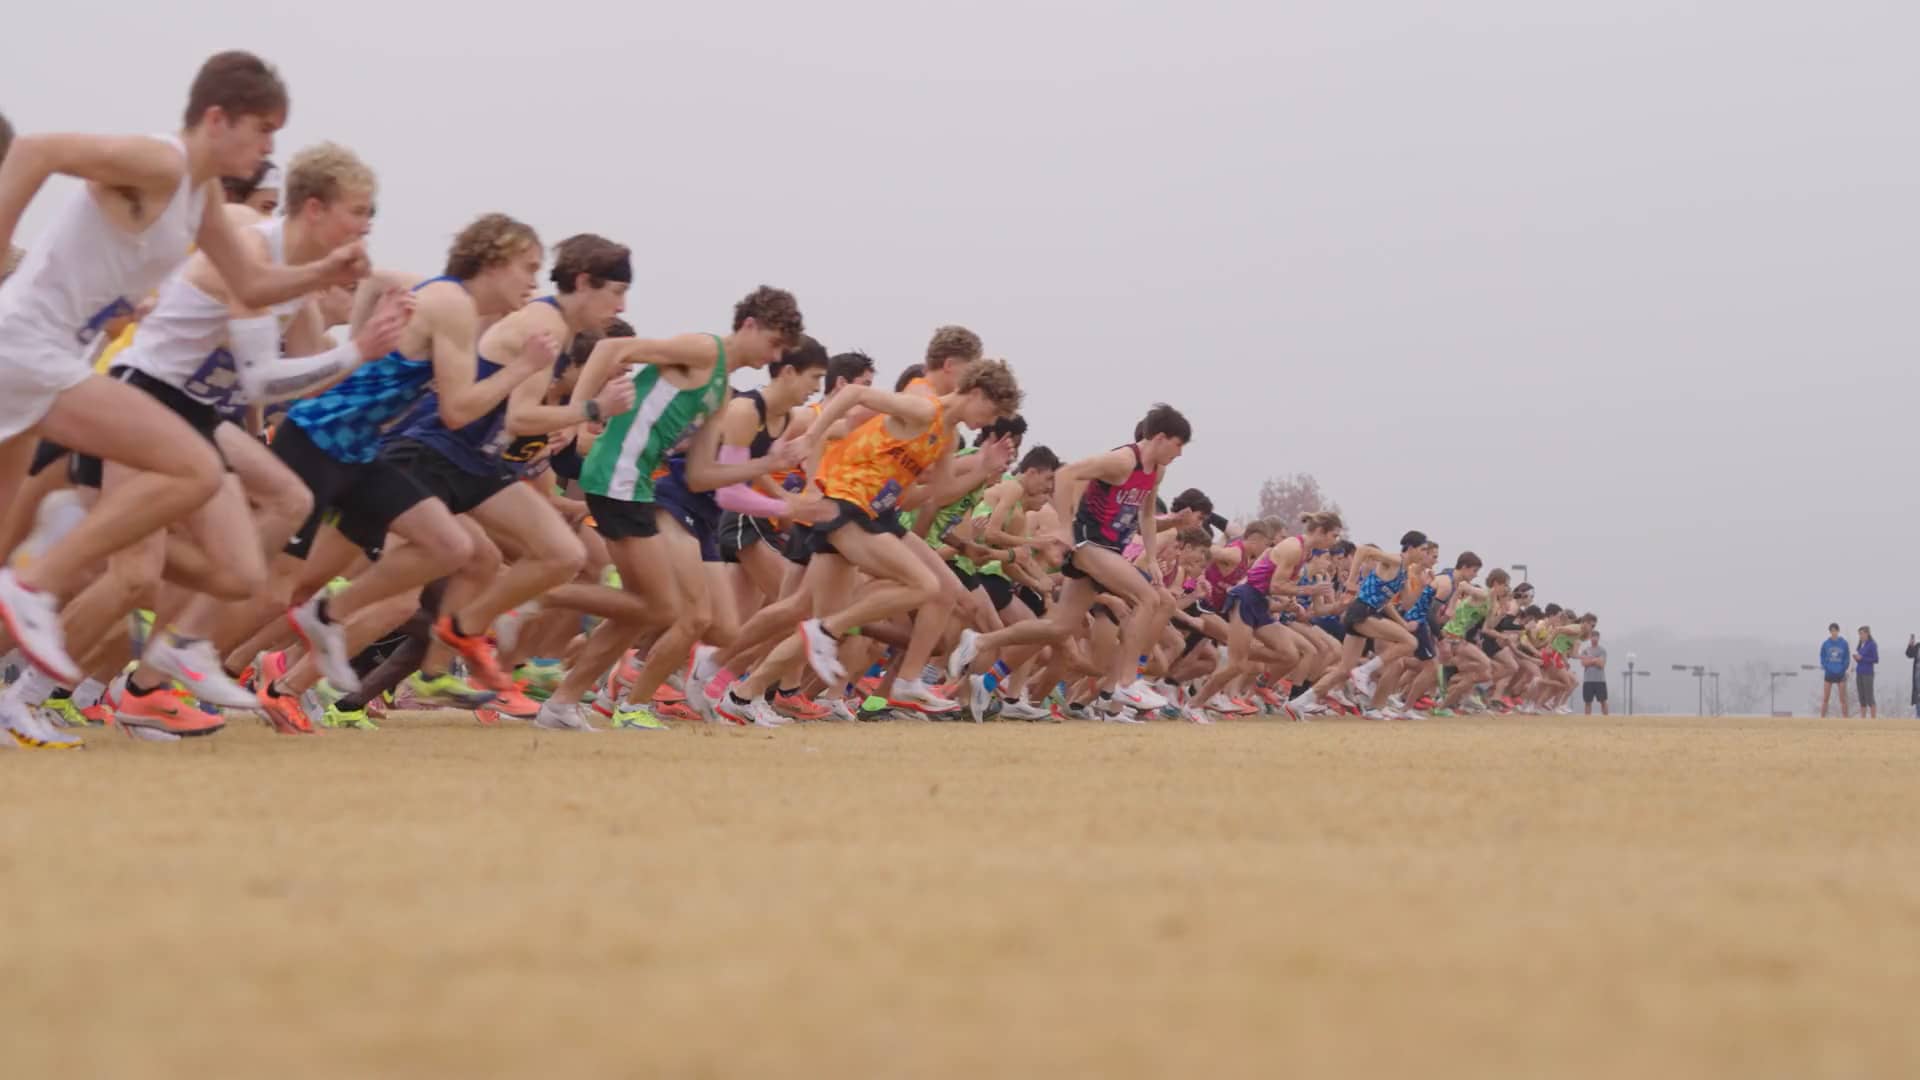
[197,185,365,310]
[1048,447,1135,528]
[0,133,186,249]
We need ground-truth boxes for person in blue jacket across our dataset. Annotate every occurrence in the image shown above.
[1819,623,1851,718]
[1854,626,1879,719]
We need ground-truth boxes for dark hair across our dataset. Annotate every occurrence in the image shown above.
[1138,403,1192,444]
[184,51,288,128]
[1486,568,1511,587]
[1859,625,1872,635]
[1016,446,1061,473]
[566,316,635,367]
[893,364,925,392]
[550,234,631,293]
[770,334,829,376]
[732,285,804,340]
[825,352,874,393]
[1543,603,1563,618]
[0,111,12,165]
[1456,551,1483,570]
[1399,530,1428,551]
[1170,488,1212,516]
[220,157,275,203]
[1331,540,1356,557]
[1829,623,1841,632]
[973,413,1028,447]
[1173,526,1212,549]
[1521,605,1543,619]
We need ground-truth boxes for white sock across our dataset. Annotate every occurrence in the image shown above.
[71,678,107,709]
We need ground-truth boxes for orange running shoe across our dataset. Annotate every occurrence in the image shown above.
[474,708,502,726]
[81,702,115,726]
[115,684,226,737]
[773,692,830,721]
[433,614,513,692]
[655,701,700,722]
[489,684,540,720]
[255,682,314,735]
[652,682,686,705]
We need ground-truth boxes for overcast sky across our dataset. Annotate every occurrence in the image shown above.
[8,1,1917,648]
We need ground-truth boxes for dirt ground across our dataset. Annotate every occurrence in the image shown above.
[3,711,1917,1079]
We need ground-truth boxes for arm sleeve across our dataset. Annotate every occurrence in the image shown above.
[229,316,364,405]
[713,445,789,516]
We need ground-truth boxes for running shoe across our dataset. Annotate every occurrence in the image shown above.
[513,660,563,700]
[406,671,500,710]
[887,679,961,715]
[1351,667,1378,700]
[612,704,670,731]
[1000,698,1052,722]
[1181,704,1214,725]
[946,628,980,682]
[797,618,846,684]
[690,643,721,687]
[1428,707,1456,718]
[321,704,378,730]
[143,635,258,710]
[773,692,830,721]
[856,695,893,722]
[533,698,598,732]
[655,701,700,722]
[117,684,226,737]
[1118,680,1168,711]
[3,700,83,749]
[41,695,91,729]
[0,567,81,685]
[489,684,541,720]
[714,692,757,726]
[964,674,994,722]
[287,593,360,695]
[254,681,314,735]
[822,696,858,723]
[431,614,513,692]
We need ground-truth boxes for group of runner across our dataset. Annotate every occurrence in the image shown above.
[0,52,1598,748]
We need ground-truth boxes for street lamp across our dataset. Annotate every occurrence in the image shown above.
[1512,563,1530,585]
[1621,653,1654,715]
[1768,670,1801,716]
[1709,670,1721,716]
[1672,664,1707,716]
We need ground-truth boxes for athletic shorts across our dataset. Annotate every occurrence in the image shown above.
[1411,620,1436,662]
[382,439,514,516]
[1342,599,1385,633]
[62,367,230,489]
[1222,583,1273,630]
[584,493,661,541]
[718,511,786,564]
[1824,671,1846,685]
[1582,682,1608,704]
[652,464,722,563]
[1015,584,1047,616]
[1543,650,1568,671]
[807,498,906,558]
[1313,614,1347,641]
[1062,519,1130,581]
[964,569,1016,613]
[275,419,432,560]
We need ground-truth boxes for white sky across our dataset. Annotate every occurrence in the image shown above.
[7,0,1917,647]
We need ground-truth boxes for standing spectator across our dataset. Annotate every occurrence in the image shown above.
[1906,633,1920,717]
[1855,627,1880,719]
[1819,623,1851,717]
[1578,630,1609,716]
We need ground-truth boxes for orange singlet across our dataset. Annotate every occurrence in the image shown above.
[818,398,952,518]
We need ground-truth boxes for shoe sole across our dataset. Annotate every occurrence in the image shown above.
[0,597,81,686]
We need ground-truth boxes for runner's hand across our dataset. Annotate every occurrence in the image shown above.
[783,492,834,525]
[320,241,372,286]
[593,374,636,417]
[353,289,413,360]
[767,437,808,472]
[980,433,1015,475]
[516,331,559,373]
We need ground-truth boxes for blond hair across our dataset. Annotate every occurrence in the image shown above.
[284,142,375,212]
[958,357,1023,415]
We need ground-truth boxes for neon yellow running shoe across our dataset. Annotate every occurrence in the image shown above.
[322,703,378,731]
[43,696,93,728]
[405,672,498,710]
[611,705,668,731]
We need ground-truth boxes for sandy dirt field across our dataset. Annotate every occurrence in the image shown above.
[3,711,1917,1079]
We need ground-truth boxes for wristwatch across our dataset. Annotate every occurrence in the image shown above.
[584,400,601,423]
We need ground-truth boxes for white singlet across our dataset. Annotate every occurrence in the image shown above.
[119,217,303,415]
[0,135,206,440]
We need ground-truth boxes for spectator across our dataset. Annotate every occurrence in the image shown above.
[1819,623,1850,718]
[1855,627,1880,719]
[1578,630,1608,716]
[1907,633,1920,717]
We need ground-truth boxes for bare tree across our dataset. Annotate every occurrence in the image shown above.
[1255,472,1340,529]
[1722,659,1771,716]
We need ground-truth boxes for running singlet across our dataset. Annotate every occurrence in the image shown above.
[902,447,984,540]
[0,136,204,358]
[1073,444,1155,547]
[1443,596,1489,638]
[395,296,569,476]
[818,397,952,517]
[1356,564,1407,610]
[283,275,456,463]
[1203,540,1249,608]
[581,334,731,503]
[742,389,805,494]
[118,217,307,420]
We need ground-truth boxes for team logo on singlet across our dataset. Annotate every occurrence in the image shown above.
[77,297,136,347]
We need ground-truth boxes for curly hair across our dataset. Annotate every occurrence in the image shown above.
[444,213,540,281]
[731,285,803,340]
[957,357,1023,416]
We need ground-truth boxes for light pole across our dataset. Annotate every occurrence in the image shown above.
[1622,654,1654,715]
[1512,563,1530,585]
[1709,670,1721,716]
[1672,664,1707,716]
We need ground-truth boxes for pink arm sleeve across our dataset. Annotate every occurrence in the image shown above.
[714,445,790,516]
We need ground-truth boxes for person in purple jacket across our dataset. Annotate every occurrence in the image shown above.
[1855,626,1879,718]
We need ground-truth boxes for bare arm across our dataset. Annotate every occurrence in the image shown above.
[196,185,362,309]
[0,133,187,249]
[1049,447,1135,527]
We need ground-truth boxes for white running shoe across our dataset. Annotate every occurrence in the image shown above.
[1352,668,1378,700]
[143,635,259,710]
[1207,693,1237,713]
[534,698,599,732]
[1102,704,1145,724]
[690,643,721,687]
[746,698,790,728]
[1363,708,1391,721]
[1387,694,1407,711]
[824,697,858,723]
[0,568,81,686]
[1000,698,1051,721]
[797,619,846,684]
[1182,704,1214,725]
[965,674,994,722]
[1119,680,1168,711]
[289,593,361,695]
[2,699,82,749]
[947,628,980,682]
[495,601,541,655]
[890,679,961,715]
